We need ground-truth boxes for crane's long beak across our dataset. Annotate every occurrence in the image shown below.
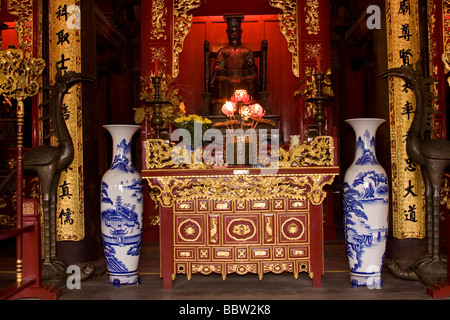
[379,67,404,78]
[75,73,96,82]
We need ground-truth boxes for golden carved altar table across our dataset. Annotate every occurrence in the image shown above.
[142,137,339,289]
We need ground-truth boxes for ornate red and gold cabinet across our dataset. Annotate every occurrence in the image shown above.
[142,137,339,289]
[173,198,312,279]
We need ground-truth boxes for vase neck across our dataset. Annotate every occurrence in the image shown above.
[113,138,133,159]
[104,125,140,171]
[346,118,385,166]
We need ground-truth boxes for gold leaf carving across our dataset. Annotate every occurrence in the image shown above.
[263,263,294,274]
[281,217,304,240]
[227,218,256,241]
[151,0,168,40]
[304,0,320,35]
[172,0,201,78]
[0,49,45,100]
[192,264,221,275]
[178,218,201,242]
[233,224,251,236]
[151,47,168,69]
[209,215,218,243]
[145,136,334,169]
[145,139,178,169]
[306,43,322,60]
[265,215,274,242]
[228,264,257,275]
[7,0,34,53]
[269,0,299,77]
[146,173,336,207]
[277,136,334,167]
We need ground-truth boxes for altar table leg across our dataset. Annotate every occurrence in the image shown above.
[163,275,173,290]
[312,273,322,288]
[310,204,323,288]
[160,206,173,289]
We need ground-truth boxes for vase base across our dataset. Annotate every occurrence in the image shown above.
[350,273,383,289]
[109,272,141,288]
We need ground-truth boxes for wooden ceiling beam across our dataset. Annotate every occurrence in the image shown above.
[95,6,126,50]
[344,9,373,45]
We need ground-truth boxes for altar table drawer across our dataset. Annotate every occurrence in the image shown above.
[175,248,196,260]
[174,215,205,245]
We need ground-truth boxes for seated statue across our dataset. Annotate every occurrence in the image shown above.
[208,14,261,114]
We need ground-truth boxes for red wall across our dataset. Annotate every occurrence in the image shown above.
[1,22,19,50]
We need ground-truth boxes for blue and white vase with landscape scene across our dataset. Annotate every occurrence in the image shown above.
[343,118,389,289]
[101,124,143,287]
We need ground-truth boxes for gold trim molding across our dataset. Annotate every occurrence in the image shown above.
[146,172,336,208]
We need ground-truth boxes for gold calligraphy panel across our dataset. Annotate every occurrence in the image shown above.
[386,0,425,239]
[48,0,84,241]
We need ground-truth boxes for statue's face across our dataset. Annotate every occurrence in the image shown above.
[227,27,242,47]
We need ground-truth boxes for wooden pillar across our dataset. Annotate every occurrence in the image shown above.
[48,0,85,243]
[48,0,102,266]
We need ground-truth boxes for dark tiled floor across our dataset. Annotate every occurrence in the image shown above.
[1,241,446,301]
[58,245,439,300]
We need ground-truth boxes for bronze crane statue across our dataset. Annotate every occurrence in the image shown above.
[0,67,94,280]
[381,63,448,285]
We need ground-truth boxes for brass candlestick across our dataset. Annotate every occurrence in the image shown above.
[305,72,333,136]
[149,76,171,139]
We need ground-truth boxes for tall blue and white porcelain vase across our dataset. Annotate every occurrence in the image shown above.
[101,124,143,287]
[343,118,389,289]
